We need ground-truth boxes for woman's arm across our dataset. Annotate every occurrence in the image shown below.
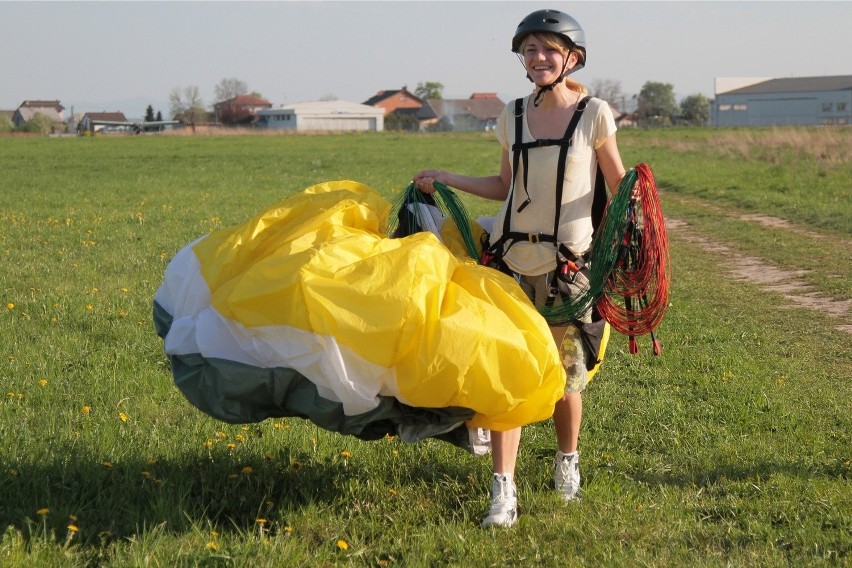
[596,133,627,196]
[413,149,513,202]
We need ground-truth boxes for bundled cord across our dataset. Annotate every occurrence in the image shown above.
[387,181,479,260]
[595,163,670,354]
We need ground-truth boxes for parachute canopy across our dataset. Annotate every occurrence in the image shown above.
[154,180,567,447]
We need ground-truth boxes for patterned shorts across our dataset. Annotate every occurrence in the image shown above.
[517,271,590,394]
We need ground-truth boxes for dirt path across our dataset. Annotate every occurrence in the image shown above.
[665,217,851,334]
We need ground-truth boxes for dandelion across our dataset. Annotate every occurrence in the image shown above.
[118,310,127,318]
[86,304,93,311]
[228,474,238,480]
[6,303,13,310]
[121,288,129,294]
[206,541,219,551]
[38,379,48,387]
[337,539,349,551]
[118,412,129,423]
[340,450,351,459]
[101,460,113,468]
[241,466,253,474]
[37,508,49,517]
[67,524,79,533]
[235,434,245,442]
[69,514,78,521]
[255,518,267,526]
[284,525,293,535]
[81,405,91,414]
[226,443,236,450]
[210,530,219,538]
[389,489,398,497]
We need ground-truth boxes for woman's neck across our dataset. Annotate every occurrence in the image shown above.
[532,84,579,111]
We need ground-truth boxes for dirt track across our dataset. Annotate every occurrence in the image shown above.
[666,217,851,334]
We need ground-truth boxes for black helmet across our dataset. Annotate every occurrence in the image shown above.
[511,9,586,72]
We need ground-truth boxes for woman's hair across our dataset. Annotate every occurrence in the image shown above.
[520,32,588,94]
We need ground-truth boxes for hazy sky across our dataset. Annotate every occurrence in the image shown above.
[2,1,850,116]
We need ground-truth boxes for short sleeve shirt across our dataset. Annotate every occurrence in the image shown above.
[492,95,617,275]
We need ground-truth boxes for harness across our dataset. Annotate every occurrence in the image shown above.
[482,95,607,307]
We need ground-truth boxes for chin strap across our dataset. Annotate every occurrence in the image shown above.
[532,76,565,107]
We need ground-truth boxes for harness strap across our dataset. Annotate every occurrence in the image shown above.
[493,95,592,261]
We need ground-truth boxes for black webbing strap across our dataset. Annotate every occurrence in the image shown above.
[494,95,592,260]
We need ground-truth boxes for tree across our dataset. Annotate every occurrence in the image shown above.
[0,113,12,133]
[144,105,155,122]
[636,81,678,127]
[155,110,163,122]
[680,93,710,126]
[214,78,248,103]
[169,85,206,128]
[590,79,624,107]
[415,81,444,100]
[22,112,57,135]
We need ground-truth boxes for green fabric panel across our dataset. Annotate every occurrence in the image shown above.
[154,301,476,448]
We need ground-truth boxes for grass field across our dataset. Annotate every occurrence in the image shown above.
[1,127,850,567]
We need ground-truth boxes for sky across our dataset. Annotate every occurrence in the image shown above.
[2,1,851,118]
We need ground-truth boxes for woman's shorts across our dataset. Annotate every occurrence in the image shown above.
[517,271,591,394]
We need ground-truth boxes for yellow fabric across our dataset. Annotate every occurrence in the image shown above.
[589,321,610,381]
[193,180,566,431]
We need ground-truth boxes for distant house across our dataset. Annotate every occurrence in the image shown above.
[255,100,384,132]
[78,111,129,133]
[362,86,425,116]
[213,95,273,125]
[12,100,65,128]
[418,93,505,132]
[714,75,852,126]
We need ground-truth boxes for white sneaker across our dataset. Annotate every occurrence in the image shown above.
[481,473,518,528]
[553,451,581,501]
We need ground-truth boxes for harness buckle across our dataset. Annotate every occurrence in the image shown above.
[528,232,541,243]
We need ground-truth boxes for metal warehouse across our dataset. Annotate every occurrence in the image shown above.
[256,101,384,132]
[714,75,852,127]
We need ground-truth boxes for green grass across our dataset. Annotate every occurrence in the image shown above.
[1,129,850,566]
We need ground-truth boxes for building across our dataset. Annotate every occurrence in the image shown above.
[213,95,272,125]
[12,100,65,128]
[714,75,852,127]
[255,101,384,132]
[78,111,129,133]
[418,93,505,132]
[362,86,425,116]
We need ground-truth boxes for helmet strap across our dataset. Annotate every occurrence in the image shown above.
[531,56,571,108]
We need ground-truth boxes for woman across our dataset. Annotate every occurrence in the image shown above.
[413,9,628,528]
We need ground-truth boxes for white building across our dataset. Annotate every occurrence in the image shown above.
[256,101,384,132]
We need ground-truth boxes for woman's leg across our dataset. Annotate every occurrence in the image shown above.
[491,427,522,474]
[553,392,582,453]
[481,427,522,528]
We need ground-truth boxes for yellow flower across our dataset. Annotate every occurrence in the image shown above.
[6,303,13,310]
[101,460,113,468]
[336,539,349,551]
[69,514,78,521]
[206,541,219,550]
[242,466,253,474]
[67,524,79,533]
[255,518,267,525]
[119,412,129,423]
[210,530,219,538]
[121,288,129,293]
[38,379,48,387]
[81,405,91,414]
[86,304,94,311]
[226,443,236,450]
[284,525,293,535]
[340,450,351,459]
[37,508,49,517]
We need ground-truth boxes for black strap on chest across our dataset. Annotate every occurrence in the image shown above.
[489,95,593,262]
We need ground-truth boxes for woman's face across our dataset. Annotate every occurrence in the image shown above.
[521,35,575,86]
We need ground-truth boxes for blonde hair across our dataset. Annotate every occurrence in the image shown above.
[521,32,588,94]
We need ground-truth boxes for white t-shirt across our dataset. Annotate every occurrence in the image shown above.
[492,95,617,275]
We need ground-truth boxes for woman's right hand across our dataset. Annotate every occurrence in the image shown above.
[412,170,450,194]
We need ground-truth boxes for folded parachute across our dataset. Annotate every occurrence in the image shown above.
[153,180,566,452]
